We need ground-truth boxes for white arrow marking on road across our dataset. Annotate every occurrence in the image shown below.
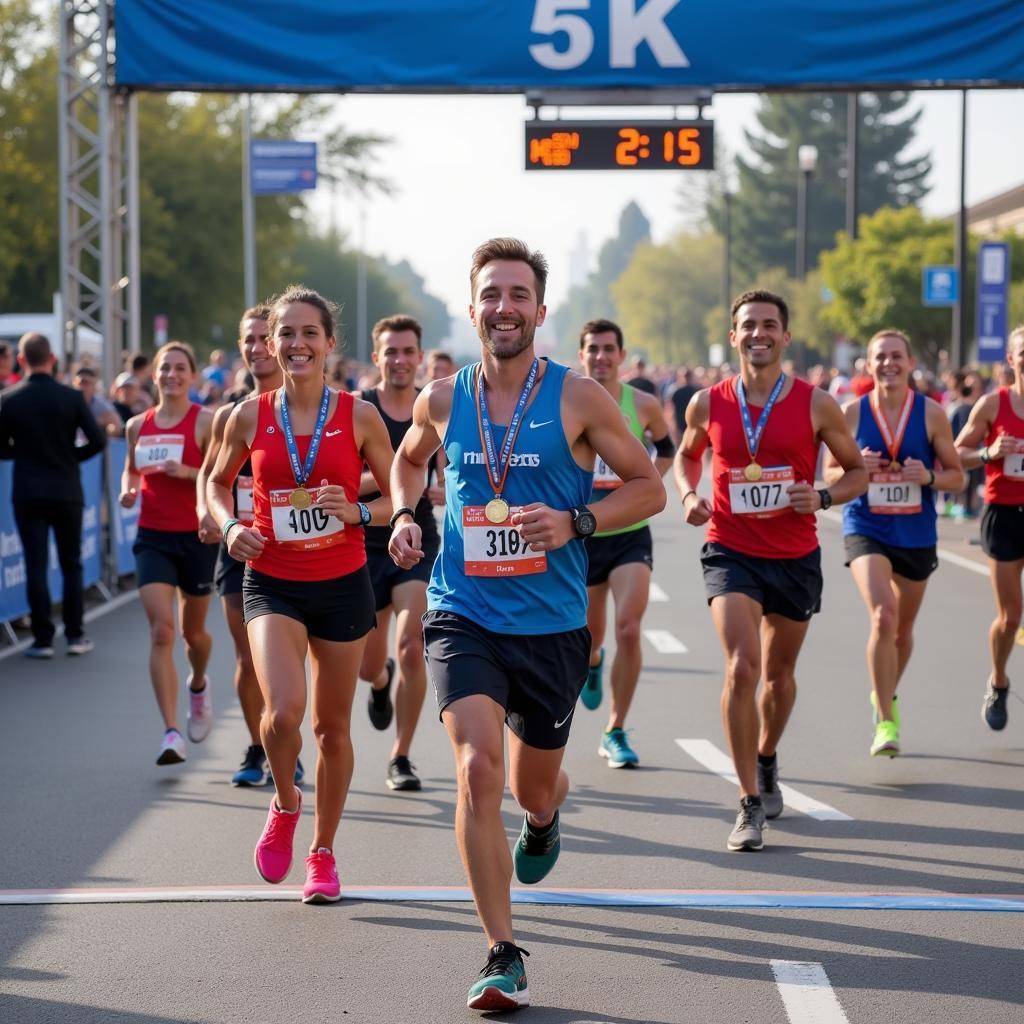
[771,961,851,1024]
[649,581,669,602]
[674,739,853,821]
[644,629,688,653]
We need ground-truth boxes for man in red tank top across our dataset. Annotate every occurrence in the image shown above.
[954,324,1024,731]
[674,290,867,852]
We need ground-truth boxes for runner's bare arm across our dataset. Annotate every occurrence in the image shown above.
[208,398,264,561]
[673,388,713,526]
[955,393,1004,468]
[917,398,965,491]
[196,403,232,541]
[822,399,871,484]
[119,414,144,507]
[802,388,867,512]
[636,389,674,478]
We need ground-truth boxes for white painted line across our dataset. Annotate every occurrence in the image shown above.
[644,629,688,654]
[648,581,669,602]
[771,960,850,1024]
[937,548,988,576]
[675,739,853,821]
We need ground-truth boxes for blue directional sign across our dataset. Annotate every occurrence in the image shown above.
[250,140,317,195]
[976,241,1011,363]
[922,266,959,308]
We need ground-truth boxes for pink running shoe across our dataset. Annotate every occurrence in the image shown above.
[302,848,341,904]
[254,788,302,884]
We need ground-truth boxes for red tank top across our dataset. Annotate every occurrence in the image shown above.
[248,388,366,581]
[984,388,1024,505]
[706,376,820,558]
[136,404,204,532]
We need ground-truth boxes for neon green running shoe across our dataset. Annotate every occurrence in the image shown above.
[870,719,900,758]
[580,648,603,710]
[870,691,900,730]
[513,811,560,884]
[467,942,530,1011]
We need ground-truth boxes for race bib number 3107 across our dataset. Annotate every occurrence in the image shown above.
[463,505,547,577]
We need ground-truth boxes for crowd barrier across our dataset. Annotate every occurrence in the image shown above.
[0,438,141,631]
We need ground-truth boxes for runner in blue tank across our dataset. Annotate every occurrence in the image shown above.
[388,238,665,1013]
[824,329,963,757]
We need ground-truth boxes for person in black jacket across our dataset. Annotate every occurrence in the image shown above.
[0,332,107,657]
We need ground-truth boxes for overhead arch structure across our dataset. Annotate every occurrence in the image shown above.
[60,0,1024,382]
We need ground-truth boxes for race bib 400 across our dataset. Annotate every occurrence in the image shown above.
[269,487,345,549]
[135,434,185,475]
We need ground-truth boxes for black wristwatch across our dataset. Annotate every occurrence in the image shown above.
[357,502,372,527]
[569,505,597,538]
[816,488,833,511]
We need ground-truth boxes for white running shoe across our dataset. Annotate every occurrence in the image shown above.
[156,729,186,765]
[187,678,214,743]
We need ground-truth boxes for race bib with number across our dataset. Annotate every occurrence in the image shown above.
[269,487,345,549]
[592,455,622,491]
[867,472,922,514]
[727,465,795,518]
[236,475,255,525]
[1004,451,1024,479]
[463,505,547,577]
[135,434,185,475]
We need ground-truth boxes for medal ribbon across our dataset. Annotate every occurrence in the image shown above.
[475,357,540,497]
[869,389,914,464]
[279,385,331,487]
[736,373,786,464]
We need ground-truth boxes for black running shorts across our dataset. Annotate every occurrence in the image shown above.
[980,503,1024,562]
[585,525,653,587]
[843,533,938,581]
[422,609,591,751]
[700,541,823,622]
[365,541,438,612]
[242,565,376,643]
[134,527,217,597]
[215,541,245,597]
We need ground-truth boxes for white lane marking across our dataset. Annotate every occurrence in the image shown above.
[649,581,669,602]
[771,961,851,1024]
[644,629,688,653]
[674,739,853,821]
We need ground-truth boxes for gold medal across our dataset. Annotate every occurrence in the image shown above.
[289,487,312,510]
[744,462,763,482]
[484,497,510,524]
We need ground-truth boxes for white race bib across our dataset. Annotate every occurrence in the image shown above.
[463,505,547,577]
[592,456,622,491]
[868,472,922,515]
[727,465,795,518]
[135,434,184,475]
[236,475,255,525]
[1004,452,1024,479]
[269,487,345,549]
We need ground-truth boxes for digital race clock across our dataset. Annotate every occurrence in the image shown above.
[524,120,714,171]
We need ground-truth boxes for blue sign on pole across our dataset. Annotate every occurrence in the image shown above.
[976,241,1011,363]
[251,140,317,195]
[922,266,959,307]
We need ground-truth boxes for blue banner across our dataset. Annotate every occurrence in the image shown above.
[976,241,1011,364]
[107,438,140,576]
[115,1,1024,91]
[251,140,318,195]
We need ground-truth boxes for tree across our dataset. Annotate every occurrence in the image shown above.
[378,258,452,345]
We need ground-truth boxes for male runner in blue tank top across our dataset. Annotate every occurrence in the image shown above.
[824,329,963,757]
[389,238,665,1013]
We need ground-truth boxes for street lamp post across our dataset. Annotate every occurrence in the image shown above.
[796,144,818,280]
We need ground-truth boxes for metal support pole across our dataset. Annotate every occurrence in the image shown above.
[952,90,968,369]
[722,190,732,336]
[846,93,859,239]
[356,206,368,364]
[127,92,141,354]
[796,171,808,281]
[242,95,256,308]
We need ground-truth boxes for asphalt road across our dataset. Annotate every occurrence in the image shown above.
[1,506,1021,1023]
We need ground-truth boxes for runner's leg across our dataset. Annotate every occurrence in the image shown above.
[849,553,899,719]
[223,593,262,743]
[758,613,810,757]
[508,734,568,830]
[179,590,213,692]
[586,580,609,667]
[360,606,392,689]
[140,582,180,730]
[988,558,1024,687]
[606,561,651,730]
[391,580,428,760]
[892,573,929,686]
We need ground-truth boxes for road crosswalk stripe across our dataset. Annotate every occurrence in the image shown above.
[648,581,669,602]
[644,629,688,653]
[771,961,850,1024]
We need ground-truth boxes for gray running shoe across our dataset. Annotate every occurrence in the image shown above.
[982,679,1009,731]
[727,797,766,852]
[757,759,784,819]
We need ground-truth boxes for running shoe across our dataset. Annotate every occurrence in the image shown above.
[870,720,900,757]
[982,678,1009,731]
[24,642,54,659]
[302,848,341,904]
[870,691,901,730]
[254,788,302,884]
[599,727,639,768]
[756,758,784,819]
[156,728,186,766]
[386,755,422,791]
[512,811,560,885]
[66,635,95,656]
[727,797,766,852]
[467,942,530,1011]
[232,744,267,787]
[579,648,604,710]
[367,657,395,731]
[186,678,213,743]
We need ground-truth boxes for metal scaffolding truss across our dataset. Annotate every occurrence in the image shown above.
[58,0,139,386]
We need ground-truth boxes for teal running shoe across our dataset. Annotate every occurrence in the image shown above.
[467,942,530,1011]
[580,648,604,710]
[513,811,560,885]
[599,727,639,768]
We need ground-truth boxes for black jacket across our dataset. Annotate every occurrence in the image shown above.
[0,373,107,504]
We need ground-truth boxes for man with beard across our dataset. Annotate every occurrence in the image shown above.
[388,238,665,1012]
[357,316,438,791]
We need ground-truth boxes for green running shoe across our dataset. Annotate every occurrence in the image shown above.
[870,719,900,757]
[580,648,603,710]
[467,942,530,1011]
[513,811,560,885]
[599,727,639,768]
[870,691,901,729]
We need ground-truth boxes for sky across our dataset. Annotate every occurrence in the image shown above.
[306,89,1024,351]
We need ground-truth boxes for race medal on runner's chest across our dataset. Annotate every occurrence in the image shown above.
[485,497,510,524]
[744,462,762,483]
[289,487,312,510]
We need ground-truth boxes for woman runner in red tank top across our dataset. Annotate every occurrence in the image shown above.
[208,285,394,903]
[119,341,217,767]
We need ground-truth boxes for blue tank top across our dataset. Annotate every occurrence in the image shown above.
[843,392,937,548]
[427,359,593,634]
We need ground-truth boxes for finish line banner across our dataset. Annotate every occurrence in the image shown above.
[115,1,1024,91]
